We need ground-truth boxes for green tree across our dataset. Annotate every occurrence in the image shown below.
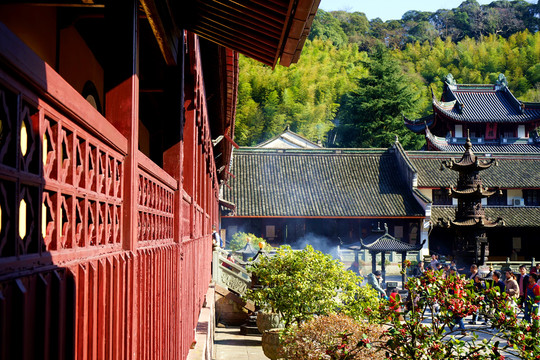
[244,245,379,328]
[228,232,265,251]
[235,39,365,146]
[237,8,540,148]
[335,44,425,149]
[308,9,348,48]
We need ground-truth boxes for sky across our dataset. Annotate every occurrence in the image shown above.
[318,0,501,21]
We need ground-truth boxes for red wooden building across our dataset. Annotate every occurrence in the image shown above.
[0,1,319,359]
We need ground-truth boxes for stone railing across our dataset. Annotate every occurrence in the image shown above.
[485,257,537,273]
[212,248,252,295]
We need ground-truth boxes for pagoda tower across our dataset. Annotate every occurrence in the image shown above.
[404,73,540,153]
[439,134,503,265]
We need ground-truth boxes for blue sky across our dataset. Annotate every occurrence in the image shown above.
[318,0,503,21]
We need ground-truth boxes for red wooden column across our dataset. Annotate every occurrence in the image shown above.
[183,57,196,240]
[163,34,185,243]
[162,33,185,355]
[104,1,139,359]
[105,0,139,250]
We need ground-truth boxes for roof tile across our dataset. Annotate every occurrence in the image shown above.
[223,148,425,217]
[408,152,540,188]
[432,206,540,228]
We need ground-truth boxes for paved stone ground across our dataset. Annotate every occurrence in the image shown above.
[214,326,268,360]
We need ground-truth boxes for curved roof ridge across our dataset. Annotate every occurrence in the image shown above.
[255,128,322,149]
[360,225,425,252]
[503,86,525,114]
[394,140,418,173]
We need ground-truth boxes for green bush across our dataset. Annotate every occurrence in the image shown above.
[244,245,380,328]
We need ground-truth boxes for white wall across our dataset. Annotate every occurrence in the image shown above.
[507,189,523,205]
[418,188,432,201]
[518,125,526,138]
[455,125,463,138]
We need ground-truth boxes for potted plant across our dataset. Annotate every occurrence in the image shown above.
[256,310,283,333]
[261,328,284,360]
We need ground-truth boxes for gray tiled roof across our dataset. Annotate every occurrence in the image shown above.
[436,86,540,123]
[223,148,425,217]
[361,233,424,252]
[407,151,540,188]
[432,206,540,228]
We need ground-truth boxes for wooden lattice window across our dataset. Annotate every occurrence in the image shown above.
[524,190,540,206]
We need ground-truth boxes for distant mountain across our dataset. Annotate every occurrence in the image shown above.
[310,1,539,50]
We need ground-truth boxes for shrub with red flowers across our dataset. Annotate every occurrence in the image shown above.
[363,266,540,359]
[250,250,540,359]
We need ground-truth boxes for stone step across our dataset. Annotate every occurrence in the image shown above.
[239,324,260,335]
[239,313,260,335]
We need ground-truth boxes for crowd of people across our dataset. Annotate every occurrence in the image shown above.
[427,256,540,328]
[364,254,540,331]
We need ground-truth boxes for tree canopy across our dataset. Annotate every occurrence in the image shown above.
[334,44,425,149]
[235,39,366,146]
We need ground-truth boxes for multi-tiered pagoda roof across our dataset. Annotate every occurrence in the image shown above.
[405,74,540,152]
[439,137,503,230]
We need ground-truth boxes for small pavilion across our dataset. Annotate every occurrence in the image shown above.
[360,224,425,285]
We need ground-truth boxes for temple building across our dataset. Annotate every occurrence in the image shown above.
[221,128,540,263]
[220,142,429,254]
[405,74,540,153]
[400,73,540,262]
[220,130,431,256]
[406,150,540,262]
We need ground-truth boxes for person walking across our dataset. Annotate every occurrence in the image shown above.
[430,254,439,271]
[492,271,506,294]
[411,261,424,277]
[517,265,529,307]
[469,275,485,325]
[524,273,540,324]
[468,264,479,281]
[222,253,235,270]
[442,263,451,279]
[505,270,520,309]
[367,270,386,298]
[212,225,223,248]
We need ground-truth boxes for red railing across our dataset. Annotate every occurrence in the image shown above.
[137,151,176,243]
[0,22,216,360]
[181,237,212,359]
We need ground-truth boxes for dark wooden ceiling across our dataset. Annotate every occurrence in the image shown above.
[175,0,320,68]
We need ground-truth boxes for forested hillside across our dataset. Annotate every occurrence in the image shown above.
[235,0,540,149]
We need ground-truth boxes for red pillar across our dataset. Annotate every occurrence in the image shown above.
[104,1,139,358]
